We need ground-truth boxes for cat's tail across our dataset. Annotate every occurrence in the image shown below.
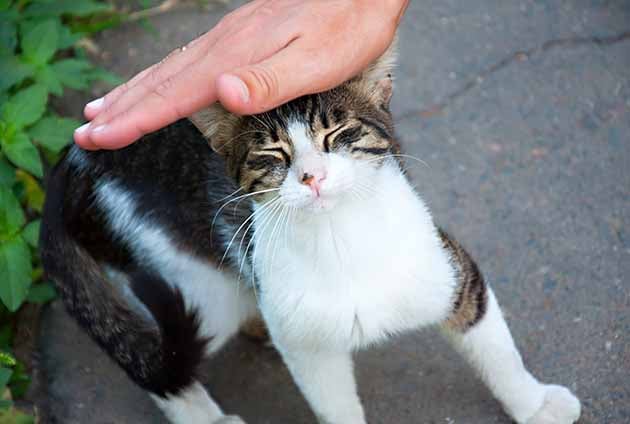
[39,161,207,397]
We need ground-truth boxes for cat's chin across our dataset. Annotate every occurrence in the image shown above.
[288,196,340,215]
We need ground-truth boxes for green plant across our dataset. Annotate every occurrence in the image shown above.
[0,0,125,419]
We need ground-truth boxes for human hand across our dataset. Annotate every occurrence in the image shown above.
[74,0,408,150]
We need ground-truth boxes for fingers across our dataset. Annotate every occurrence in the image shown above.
[74,27,224,148]
[84,38,209,119]
[81,55,226,149]
[83,65,154,120]
[217,40,339,115]
[77,32,298,148]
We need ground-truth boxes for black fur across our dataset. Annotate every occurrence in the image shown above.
[40,120,242,397]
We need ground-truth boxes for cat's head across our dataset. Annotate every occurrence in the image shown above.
[191,44,399,213]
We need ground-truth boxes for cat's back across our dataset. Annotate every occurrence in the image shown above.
[48,118,243,261]
[65,118,227,191]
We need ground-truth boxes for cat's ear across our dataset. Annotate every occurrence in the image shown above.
[190,103,241,154]
[353,38,397,107]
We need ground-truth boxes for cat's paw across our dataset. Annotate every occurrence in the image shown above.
[525,385,581,424]
[213,415,247,424]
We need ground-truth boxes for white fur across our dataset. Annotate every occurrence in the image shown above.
[150,382,225,424]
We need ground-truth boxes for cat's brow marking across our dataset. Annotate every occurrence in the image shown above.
[261,147,291,164]
[287,120,314,156]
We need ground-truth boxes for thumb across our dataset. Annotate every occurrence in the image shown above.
[216,44,334,115]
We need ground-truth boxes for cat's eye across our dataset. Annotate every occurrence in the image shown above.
[261,147,291,166]
[332,126,363,148]
[322,125,345,153]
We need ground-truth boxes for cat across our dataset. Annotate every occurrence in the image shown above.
[40,44,581,424]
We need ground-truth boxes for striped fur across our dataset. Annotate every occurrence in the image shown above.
[439,228,489,332]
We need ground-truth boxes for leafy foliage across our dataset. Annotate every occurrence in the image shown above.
[0,0,127,419]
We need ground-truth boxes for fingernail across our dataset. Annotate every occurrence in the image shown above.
[223,74,250,104]
[74,122,90,135]
[85,97,104,112]
[91,124,107,134]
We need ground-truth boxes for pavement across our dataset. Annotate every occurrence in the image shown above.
[37,1,630,423]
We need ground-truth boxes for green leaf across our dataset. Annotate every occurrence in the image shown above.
[24,0,112,18]
[0,408,35,424]
[8,360,30,398]
[0,186,25,236]
[31,266,42,282]
[34,66,63,96]
[1,132,43,178]
[0,1,12,12]
[0,366,12,389]
[26,282,56,304]
[0,325,12,349]
[0,57,34,92]
[86,67,123,86]
[21,220,39,248]
[0,235,32,312]
[1,84,48,129]
[20,18,59,65]
[0,352,15,368]
[0,157,15,187]
[51,58,91,89]
[57,24,82,50]
[15,170,44,212]
[0,17,16,54]
[28,115,78,152]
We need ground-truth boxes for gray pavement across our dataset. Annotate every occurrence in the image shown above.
[39,1,630,423]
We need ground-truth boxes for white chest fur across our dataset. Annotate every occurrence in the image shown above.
[254,164,457,351]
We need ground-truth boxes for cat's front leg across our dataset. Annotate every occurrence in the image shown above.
[277,346,366,424]
[442,287,581,424]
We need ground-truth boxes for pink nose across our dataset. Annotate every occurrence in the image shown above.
[300,171,326,196]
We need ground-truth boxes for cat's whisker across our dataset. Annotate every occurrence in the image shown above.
[236,198,282,298]
[217,129,269,152]
[285,207,296,250]
[245,199,282,267]
[250,200,285,295]
[267,206,287,282]
[363,153,430,170]
[219,196,280,269]
[250,200,286,302]
[236,199,277,279]
[211,187,281,235]
[213,186,243,204]
[353,181,384,201]
[264,203,288,280]
[251,114,272,131]
[328,218,345,271]
[349,188,367,202]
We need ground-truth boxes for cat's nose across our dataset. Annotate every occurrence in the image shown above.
[300,171,326,196]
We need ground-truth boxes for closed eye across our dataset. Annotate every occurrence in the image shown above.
[322,125,345,153]
[261,147,291,166]
[331,126,363,148]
